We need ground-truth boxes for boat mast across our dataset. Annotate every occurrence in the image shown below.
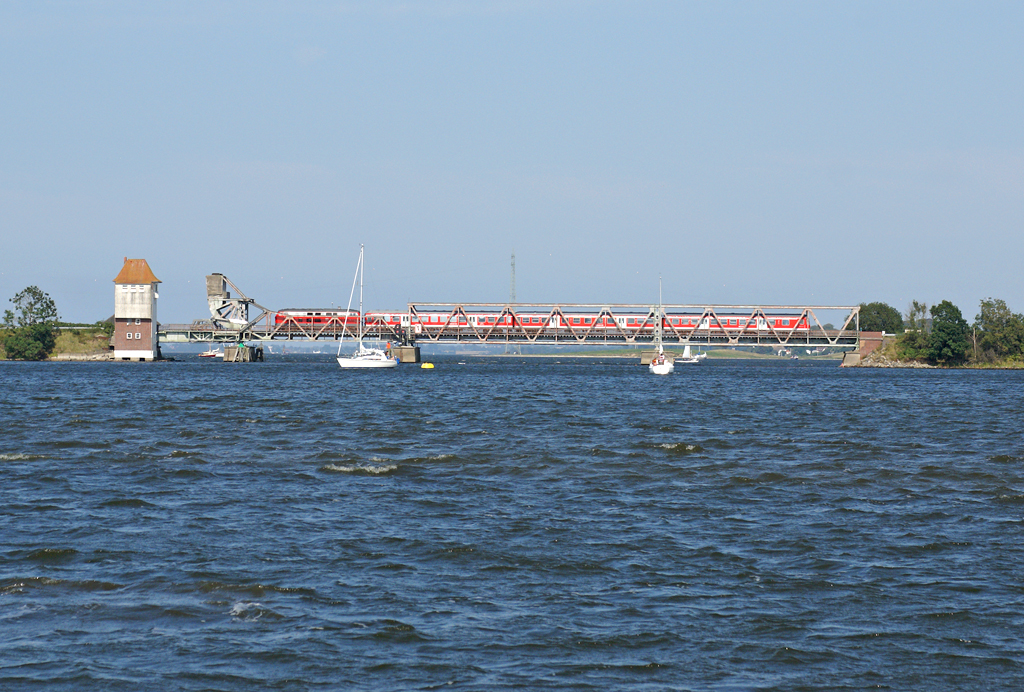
[656,276,664,354]
[337,243,362,357]
[357,244,364,348]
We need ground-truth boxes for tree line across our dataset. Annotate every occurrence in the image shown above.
[859,298,1024,366]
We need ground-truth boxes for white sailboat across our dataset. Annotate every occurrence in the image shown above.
[676,341,702,365]
[649,278,675,375]
[337,245,399,370]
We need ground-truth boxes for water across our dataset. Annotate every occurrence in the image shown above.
[2,356,1024,690]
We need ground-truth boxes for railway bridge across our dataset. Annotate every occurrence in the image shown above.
[158,274,861,354]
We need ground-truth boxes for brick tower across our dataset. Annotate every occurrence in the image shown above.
[113,258,161,361]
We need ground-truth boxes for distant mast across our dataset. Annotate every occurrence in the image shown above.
[509,249,516,304]
[507,250,520,355]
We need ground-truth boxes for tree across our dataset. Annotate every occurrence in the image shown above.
[3,286,59,328]
[974,298,1024,360]
[896,300,930,360]
[929,300,969,365]
[3,286,60,361]
[859,302,904,333]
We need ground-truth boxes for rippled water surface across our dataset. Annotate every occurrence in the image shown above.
[3,356,1024,690]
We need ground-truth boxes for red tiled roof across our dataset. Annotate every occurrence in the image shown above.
[113,258,161,284]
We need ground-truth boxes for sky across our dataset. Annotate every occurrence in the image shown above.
[1,0,1022,324]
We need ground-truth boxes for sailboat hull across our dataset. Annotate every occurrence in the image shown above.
[337,355,399,369]
[649,361,675,375]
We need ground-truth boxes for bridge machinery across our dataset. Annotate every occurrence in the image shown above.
[160,274,280,344]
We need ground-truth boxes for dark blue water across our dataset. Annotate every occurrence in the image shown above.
[3,357,1024,690]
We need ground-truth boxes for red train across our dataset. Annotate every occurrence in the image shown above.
[273,308,810,333]
[273,309,360,328]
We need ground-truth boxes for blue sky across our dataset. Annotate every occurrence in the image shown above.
[2,1,1021,323]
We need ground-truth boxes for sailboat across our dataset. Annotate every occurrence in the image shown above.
[675,341,702,365]
[649,278,675,375]
[337,245,399,369]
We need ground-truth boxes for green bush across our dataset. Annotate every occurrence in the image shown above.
[4,323,57,360]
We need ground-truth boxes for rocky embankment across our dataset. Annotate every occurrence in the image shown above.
[50,353,114,361]
[857,351,936,368]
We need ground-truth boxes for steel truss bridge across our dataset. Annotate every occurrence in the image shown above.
[404,303,860,348]
[158,274,861,350]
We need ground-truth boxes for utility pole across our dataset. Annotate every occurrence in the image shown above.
[506,250,520,355]
[509,249,516,304]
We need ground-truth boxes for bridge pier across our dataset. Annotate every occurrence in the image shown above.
[393,345,420,363]
[840,331,884,367]
[224,345,264,362]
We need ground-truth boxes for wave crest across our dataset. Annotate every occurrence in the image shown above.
[322,463,398,475]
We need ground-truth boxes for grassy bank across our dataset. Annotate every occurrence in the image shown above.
[53,328,112,356]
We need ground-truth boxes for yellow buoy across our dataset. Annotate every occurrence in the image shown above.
[421,363,434,369]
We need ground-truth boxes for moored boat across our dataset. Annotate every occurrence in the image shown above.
[337,245,399,370]
[649,278,675,375]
